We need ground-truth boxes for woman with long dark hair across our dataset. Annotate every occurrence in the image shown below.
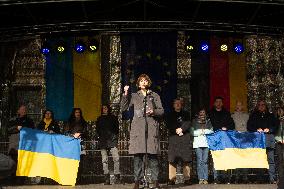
[65,108,87,138]
[64,108,88,185]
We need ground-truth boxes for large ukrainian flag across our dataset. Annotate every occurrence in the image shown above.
[16,128,81,186]
[206,130,269,170]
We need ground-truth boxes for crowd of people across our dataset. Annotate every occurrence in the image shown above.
[0,73,284,189]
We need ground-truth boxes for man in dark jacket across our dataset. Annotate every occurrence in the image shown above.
[8,105,35,161]
[166,98,191,186]
[96,105,121,185]
[247,100,278,184]
[208,96,235,184]
[7,105,34,184]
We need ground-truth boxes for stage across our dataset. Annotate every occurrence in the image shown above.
[0,184,277,189]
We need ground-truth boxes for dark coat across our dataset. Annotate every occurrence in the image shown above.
[121,90,164,155]
[64,119,88,140]
[166,110,192,163]
[96,114,119,149]
[247,111,278,148]
[208,108,235,131]
[7,115,35,154]
[37,120,61,134]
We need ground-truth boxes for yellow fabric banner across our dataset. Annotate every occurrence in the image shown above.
[73,36,102,121]
[17,150,79,186]
[211,148,269,170]
[228,38,248,113]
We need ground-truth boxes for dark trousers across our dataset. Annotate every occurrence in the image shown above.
[276,143,284,189]
[76,155,86,184]
[133,154,159,182]
[267,147,276,182]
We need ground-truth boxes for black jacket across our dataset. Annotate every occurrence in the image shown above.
[247,111,278,134]
[8,115,35,135]
[96,114,119,149]
[166,110,191,136]
[165,110,192,162]
[247,111,278,148]
[37,120,61,134]
[65,119,88,140]
[208,108,235,131]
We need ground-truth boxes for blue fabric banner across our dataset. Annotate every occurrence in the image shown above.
[45,37,74,121]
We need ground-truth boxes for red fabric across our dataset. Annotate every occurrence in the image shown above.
[209,36,230,111]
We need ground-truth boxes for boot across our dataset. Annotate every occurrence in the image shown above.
[152,180,160,189]
[167,179,175,185]
[104,174,110,185]
[133,181,139,189]
[114,174,121,184]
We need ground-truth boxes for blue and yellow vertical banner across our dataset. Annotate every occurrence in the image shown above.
[46,37,74,121]
[73,37,102,121]
[46,36,102,121]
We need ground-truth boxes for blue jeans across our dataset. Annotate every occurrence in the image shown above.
[195,147,209,180]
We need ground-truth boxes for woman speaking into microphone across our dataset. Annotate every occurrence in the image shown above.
[121,74,164,189]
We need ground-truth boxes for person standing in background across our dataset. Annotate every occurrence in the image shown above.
[208,96,235,184]
[96,104,121,185]
[166,98,192,186]
[7,105,35,184]
[231,101,249,183]
[275,105,284,188]
[192,108,213,184]
[247,100,278,184]
[64,108,88,185]
[37,109,60,134]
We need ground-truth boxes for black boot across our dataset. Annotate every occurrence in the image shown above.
[133,181,139,189]
[104,174,110,185]
[114,174,121,184]
[167,179,175,185]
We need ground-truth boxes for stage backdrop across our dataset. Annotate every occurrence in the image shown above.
[190,35,248,113]
[45,36,101,121]
[120,32,177,118]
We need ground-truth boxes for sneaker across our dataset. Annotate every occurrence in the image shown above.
[199,179,204,184]
[270,180,277,184]
[203,180,208,184]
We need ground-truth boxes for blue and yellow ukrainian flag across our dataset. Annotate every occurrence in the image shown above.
[206,130,269,170]
[17,128,81,186]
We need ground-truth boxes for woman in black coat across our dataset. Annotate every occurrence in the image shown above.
[37,109,60,134]
[64,108,88,185]
[165,98,191,185]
